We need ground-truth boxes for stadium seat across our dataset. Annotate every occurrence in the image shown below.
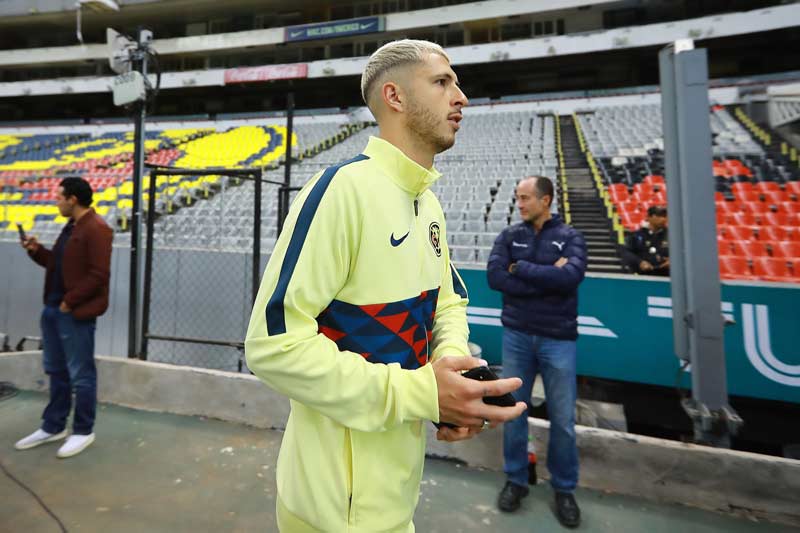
[777,201,798,215]
[754,181,781,193]
[731,212,758,226]
[717,236,734,255]
[760,226,799,242]
[720,225,756,241]
[752,257,796,282]
[761,191,791,204]
[741,202,770,215]
[763,212,794,227]
[719,256,757,280]
[733,191,759,203]
[774,241,800,259]
[715,201,738,215]
[730,240,769,257]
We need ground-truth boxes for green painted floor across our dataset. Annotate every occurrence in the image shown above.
[0,392,795,532]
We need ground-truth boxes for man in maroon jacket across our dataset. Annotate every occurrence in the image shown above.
[14,177,113,458]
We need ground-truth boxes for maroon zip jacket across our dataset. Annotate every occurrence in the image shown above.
[28,208,113,320]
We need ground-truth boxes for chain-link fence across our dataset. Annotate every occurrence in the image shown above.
[140,166,280,372]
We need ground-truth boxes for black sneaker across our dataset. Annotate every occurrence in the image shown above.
[554,492,581,528]
[497,481,529,512]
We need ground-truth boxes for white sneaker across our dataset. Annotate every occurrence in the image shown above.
[15,429,68,450]
[56,433,95,459]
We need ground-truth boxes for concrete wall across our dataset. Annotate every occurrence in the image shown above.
[1,242,131,357]
[0,241,268,370]
[2,351,799,527]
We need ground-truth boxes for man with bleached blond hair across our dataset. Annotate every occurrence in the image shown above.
[245,39,527,531]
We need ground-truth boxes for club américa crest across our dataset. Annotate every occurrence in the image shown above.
[429,222,441,257]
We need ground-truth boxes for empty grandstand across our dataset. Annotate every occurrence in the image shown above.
[1,5,800,526]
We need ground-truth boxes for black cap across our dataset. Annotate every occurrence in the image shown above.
[647,205,667,217]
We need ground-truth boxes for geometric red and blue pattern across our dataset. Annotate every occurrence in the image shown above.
[316,288,440,370]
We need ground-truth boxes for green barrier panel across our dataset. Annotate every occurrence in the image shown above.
[459,268,800,404]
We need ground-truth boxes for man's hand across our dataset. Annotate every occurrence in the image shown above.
[433,356,526,430]
[436,425,483,442]
[554,257,568,268]
[59,301,71,313]
[639,260,654,272]
[658,258,670,269]
[508,262,517,274]
[22,236,40,253]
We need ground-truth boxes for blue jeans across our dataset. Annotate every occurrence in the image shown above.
[501,327,578,493]
[40,305,97,435]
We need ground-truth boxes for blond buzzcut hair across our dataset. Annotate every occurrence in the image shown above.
[360,39,450,111]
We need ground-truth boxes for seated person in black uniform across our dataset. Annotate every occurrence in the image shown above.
[620,205,669,276]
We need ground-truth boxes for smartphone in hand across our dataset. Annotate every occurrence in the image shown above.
[436,365,518,429]
[16,223,27,242]
[460,366,517,407]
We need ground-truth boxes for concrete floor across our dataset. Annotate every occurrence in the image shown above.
[0,391,795,533]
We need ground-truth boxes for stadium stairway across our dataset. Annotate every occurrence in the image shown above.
[732,107,800,184]
[558,116,623,273]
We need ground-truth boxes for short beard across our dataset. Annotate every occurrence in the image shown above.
[406,94,454,154]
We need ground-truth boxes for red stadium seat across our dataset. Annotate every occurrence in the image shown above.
[609,187,629,203]
[761,191,791,204]
[651,193,667,205]
[719,256,757,280]
[720,225,756,241]
[731,182,754,194]
[763,212,794,227]
[733,191,759,203]
[732,213,758,226]
[730,240,769,257]
[620,211,645,231]
[715,201,739,215]
[752,257,796,282]
[717,236,734,255]
[643,175,665,186]
[785,181,800,197]
[620,200,641,213]
[754,181,781,193]
[758,226,791,241]
[742,202,770,215]
[776,202,798,215]
[774,241,800,259]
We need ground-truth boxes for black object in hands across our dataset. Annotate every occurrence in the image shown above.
[436,365,517,429]
[16,223,27,242]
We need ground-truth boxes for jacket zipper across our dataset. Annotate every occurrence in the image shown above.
[415,195,431,363]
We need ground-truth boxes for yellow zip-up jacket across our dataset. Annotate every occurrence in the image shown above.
[245,136,470,532]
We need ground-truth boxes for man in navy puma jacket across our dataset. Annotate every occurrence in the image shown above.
[486,176,587,529]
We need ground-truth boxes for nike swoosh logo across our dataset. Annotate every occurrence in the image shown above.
[390,231,410,247]
[360,23,375,30]
[512,241,528,248]
[290,30,304,38]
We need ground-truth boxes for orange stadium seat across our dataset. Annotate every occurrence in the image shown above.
[754,181,781,194]
[730,240,769,257]
[773,241,800,259]
[720,225,756,241]
[752,257,796,282]
[742,202,770,215]
[732,212,758,226]
[763,212,794,227]
[719,256,757,280]
[759,226,797,242]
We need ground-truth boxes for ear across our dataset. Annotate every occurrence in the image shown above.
[381,81,404,114]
